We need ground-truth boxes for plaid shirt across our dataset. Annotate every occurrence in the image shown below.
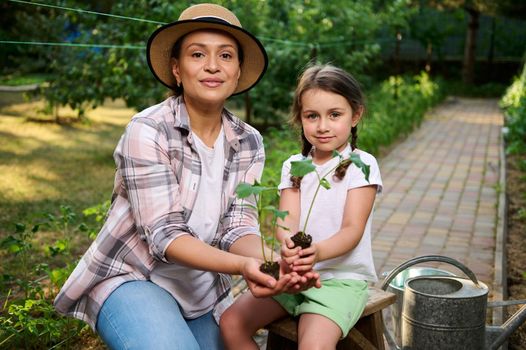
[54,96,264,330]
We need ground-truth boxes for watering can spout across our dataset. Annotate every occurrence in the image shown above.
[487,303,526,350]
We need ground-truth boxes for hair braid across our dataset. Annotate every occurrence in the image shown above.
[350,126,358,151]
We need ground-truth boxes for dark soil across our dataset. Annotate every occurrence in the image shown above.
[506,153,526,349]
[260,261,280,280]
[291,231,312,249]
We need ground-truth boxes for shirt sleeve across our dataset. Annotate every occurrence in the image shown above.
[219,134,265,251]
[347,151,383,193]
[277,155,297,191]
[114,117,191,263]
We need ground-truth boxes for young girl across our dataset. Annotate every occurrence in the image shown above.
[220,64,383,349]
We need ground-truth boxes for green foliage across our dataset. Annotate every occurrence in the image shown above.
[5,0,407,122]
[247,0,383,122]
[443,80,507,97]
[500,62,526,154]
[82,200,111,240]
[359,71,445,155]
[235,181,288,262]
[0,203,108,349]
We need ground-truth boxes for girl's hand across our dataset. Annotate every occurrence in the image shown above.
[291,243,319,273]
[280,236,301,266]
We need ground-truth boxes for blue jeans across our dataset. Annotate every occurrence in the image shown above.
[96,280,224,350]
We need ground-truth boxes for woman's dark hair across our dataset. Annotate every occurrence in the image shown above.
[169,29,244,96]
[290,64,365,187]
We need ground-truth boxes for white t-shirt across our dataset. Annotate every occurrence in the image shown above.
[278,144,382,282]
[150,127,225,318]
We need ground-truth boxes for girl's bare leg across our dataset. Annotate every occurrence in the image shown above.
[297,313,342,350]
[220,291,287,350]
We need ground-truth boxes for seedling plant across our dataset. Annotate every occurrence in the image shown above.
[235,181,289,280]
[289,150,371,248]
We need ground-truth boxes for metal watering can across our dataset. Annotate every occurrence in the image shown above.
[380,255,526,350]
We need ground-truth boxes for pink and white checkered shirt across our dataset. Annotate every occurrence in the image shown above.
[54,96,264,329]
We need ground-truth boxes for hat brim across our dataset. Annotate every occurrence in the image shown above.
[147,19,268,95]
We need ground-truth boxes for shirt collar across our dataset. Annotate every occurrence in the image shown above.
[170,96,245,151]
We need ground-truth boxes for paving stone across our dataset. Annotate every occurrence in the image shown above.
[370,98,503,323]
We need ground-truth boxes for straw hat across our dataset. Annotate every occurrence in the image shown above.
[147,3,268,95]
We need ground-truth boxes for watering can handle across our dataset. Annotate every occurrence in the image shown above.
[380,254,480,291]
[380,255,480,350]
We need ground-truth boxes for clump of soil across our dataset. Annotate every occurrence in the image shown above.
[260,261,280,280]
[291,231,312,249]
[506,153,526,349]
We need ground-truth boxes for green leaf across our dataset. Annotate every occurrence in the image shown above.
[350,153,371,182]
[235,182,274,198]
[15,223,25,234]
[320,178,331,189]
[277,224,290,232]
[235,182,255,198]
[1,236,24,254]
[290,159,316,177]
[272,209,289,220]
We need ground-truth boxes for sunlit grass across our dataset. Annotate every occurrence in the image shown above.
[0,98,135,234]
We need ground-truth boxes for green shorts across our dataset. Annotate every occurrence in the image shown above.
[273,279,368,338]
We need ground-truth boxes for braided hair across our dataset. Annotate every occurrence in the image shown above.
[289,64,365,188]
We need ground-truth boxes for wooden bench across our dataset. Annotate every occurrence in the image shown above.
[264,287,396,350]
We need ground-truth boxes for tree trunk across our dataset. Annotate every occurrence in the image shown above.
[310,45,318,63]
[394,30,402,99]
[462,7,479,85]
[244,92,252,124]
[487,16,496,81]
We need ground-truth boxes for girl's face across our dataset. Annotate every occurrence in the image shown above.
[172,30,241,108]
[300,88,362,163]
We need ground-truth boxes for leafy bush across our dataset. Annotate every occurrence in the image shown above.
[0,203,108,349]
[500,62,526,154]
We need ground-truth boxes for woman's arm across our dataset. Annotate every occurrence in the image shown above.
[292,185,377,271]
[165,235,295,297]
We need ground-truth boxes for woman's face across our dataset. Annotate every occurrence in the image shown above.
[172,30,241,108]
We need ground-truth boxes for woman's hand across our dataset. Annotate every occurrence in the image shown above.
[241,258,320,297]
[280,258,321,292]
[241,258,297,298]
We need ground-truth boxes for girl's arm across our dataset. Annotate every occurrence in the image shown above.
[292,185,377,271]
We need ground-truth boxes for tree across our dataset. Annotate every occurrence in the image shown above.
[424,0,526,84]
[4,0,411,123]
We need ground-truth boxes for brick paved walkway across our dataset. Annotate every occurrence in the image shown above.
[371,97,505,316]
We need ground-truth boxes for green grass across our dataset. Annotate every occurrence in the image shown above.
[0,74,52,86]
[0,99,134,235]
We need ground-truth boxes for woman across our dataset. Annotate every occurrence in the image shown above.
[54,4,317,349]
